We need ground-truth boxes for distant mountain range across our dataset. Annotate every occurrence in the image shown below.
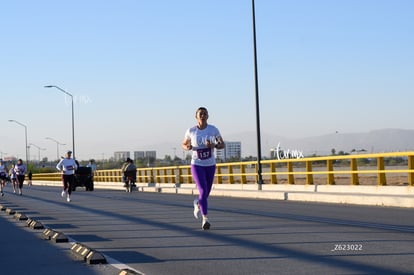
[225,128,414,157]
[150,129,414,158]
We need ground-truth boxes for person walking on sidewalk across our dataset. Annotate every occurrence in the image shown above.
[14,159,26,196]
[56,150,78,202]
[182,107,225,230]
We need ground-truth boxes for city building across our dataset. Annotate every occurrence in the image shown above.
[133,150,156,160]
[133,151,145,160]
[216,141,241,161]
[114,151,130,162]
[115,150,157,162]
[145,151,156,159]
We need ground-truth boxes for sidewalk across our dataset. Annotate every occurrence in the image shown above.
[0,200,117,275]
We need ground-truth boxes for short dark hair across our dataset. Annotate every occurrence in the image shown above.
[196,107,208,115]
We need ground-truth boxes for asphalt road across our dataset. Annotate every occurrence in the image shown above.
[1,185,413,275]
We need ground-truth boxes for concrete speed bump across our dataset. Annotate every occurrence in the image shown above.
[71,243,91,261]
[26,218,33,226]
[5,208,15,215]
[42,228,69,243]
[14,212,28,221]
[41,228,68,243]
[26,218,34,227]
[70,243,86,260]
[86,250,106,265]
[50,231,68,243]
[41,228,55,240]
[28,219,44,229]
[71,242,106,264]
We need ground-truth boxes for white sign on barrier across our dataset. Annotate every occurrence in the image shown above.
[273,142,304,160]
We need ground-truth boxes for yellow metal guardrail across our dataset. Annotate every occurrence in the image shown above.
[32,151,414,186]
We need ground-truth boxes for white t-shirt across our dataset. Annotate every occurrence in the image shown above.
[56,158,78,175]
[14,164,26,175]
[184,124,222,166]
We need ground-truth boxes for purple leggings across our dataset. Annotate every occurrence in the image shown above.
[191,164,216,216]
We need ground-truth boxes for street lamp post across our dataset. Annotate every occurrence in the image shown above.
[251,0,263,190]
[44,85,75,158]
[45,137,66,160]
[8,119,28,165]
[29,143,46,162]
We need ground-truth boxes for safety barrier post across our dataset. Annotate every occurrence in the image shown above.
[94,171,99,182]
[216,166,222,184]
[254,163,258,183]
[269,162,277,184]
[112,170,117,182]
[156,169,161,184]
[228,165,234,184]
[169,168,173,183]
[146,169,150,183]
[186,167,192,183]
[150,169,155,184]
[326,159,335,185]
[287,162,294,184]
[175,167,181,184]
[240,163,247,184]
[115,170,119,182]
[408,155,414,186]
[377,157,386,186]
[164,168,168,183]
[350,158,359,185]
[306,160,314,185]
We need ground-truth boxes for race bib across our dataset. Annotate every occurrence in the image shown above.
[197,148,212,160]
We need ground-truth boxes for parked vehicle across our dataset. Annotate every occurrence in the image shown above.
[73,166,94,191]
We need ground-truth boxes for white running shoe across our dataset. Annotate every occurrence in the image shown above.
[61,190,66,197]
[67,196,71,202]
[193,199,200,219]
[202,218,210,230]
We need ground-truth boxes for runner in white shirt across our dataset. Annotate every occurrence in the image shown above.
[56,150,78,202]
[14,159,26,196]
[182,107,225,230]
[9,164,17,193]
[0,159,9,196]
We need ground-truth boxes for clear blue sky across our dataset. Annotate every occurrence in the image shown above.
[1,0,413,161]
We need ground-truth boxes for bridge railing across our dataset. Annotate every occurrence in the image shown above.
[32,151,414,186]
